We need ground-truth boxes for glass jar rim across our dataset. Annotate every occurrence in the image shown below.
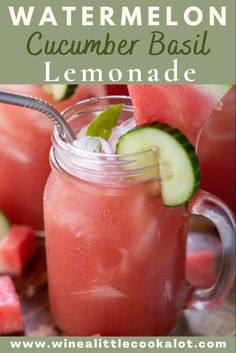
[51,95,159,184]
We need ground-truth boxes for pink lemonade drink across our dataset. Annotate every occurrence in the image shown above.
[44,97,235,336]
[198,86,236,213]
[45,169,188,336]
[0,84,106,229]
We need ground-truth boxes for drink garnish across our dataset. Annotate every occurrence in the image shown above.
[86,104,124,140]
[116,122,201,207]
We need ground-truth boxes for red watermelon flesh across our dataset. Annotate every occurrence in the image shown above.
[128,84,231,145]
[0,226,36,276]
[0,276,24,335]
[186,250,217,289]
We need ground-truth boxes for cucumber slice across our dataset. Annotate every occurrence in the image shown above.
[42,84,77,101]
[0,211,11,240]
[116,123,201,207]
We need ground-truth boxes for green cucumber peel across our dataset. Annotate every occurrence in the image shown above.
[0,211,11,240]
[116,122,201,207]
[86,104,124,140]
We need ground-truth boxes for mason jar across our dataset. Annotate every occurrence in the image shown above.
[44,96,235,336]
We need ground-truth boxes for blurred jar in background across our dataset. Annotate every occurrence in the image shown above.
[0,85,106,230]
[198,86,235,213]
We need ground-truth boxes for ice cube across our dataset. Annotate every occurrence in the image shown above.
[73,136,112,154]
[100,138,112,154]
[73,136,101,152]
[109,117,136,153]
[119,117,136,132]
[78,124,89,137]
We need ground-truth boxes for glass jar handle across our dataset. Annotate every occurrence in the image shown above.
[187,190,235,310]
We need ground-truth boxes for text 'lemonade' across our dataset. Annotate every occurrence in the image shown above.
[44,96,235,336]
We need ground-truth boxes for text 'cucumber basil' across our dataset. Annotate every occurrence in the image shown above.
[116,123,201,207]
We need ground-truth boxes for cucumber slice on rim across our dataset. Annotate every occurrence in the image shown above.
[0,211,10,240]
[116,123,201,207]
[42,84,77,101]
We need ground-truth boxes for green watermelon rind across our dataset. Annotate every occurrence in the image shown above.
[0,211,11,241]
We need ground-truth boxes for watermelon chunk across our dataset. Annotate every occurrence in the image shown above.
[0,276,24,335]
[128,84,231,145]
[0,226,36,276]
[186,250,217,289]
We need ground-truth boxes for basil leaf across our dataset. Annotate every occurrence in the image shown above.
[86,104,124,140]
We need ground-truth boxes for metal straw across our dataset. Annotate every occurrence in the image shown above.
[0,91,76,143]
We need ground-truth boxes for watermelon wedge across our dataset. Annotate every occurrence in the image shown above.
[128,85,231,145]
[0,225,36,276]
[0,276,24,335]
[186,250,217,289]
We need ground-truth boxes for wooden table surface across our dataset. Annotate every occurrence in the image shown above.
[13,238,235,337]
